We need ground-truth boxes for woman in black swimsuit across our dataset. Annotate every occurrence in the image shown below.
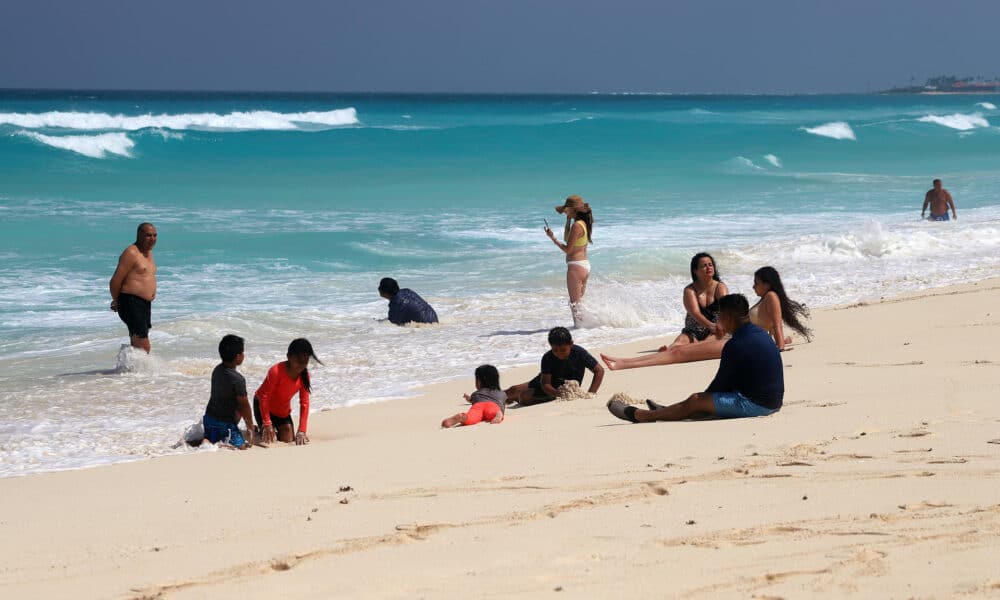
[661,252,728,350]
[599,252,729,371]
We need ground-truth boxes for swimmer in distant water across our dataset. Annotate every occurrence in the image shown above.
[545,195,593,326]
[109,223,158,353]
[922,179,957,221]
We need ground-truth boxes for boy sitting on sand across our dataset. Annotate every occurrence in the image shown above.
[607,294,783,423]
[441,365,507,428]
[505,327,605,405]
[202,334,255,448]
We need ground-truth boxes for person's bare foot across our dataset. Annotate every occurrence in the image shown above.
[600,354,620,371]
[441,414,465,428]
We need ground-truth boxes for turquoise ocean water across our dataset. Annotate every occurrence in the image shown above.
[1,91,999,476]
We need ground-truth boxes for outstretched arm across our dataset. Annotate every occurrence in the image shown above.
[588,363,605,394]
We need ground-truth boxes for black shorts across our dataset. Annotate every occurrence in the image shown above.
[523,374,557,406]
[117,293,151,338]
[253,396,294,432]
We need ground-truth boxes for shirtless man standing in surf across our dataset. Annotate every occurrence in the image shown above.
[922,179,957,221]
[109,223,158,353]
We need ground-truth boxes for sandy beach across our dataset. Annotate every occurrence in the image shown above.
[2,278,999,599]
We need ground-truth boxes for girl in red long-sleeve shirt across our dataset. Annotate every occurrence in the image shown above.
[253,338,322,445]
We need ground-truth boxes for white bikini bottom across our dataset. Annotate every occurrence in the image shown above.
[566,260,591,273]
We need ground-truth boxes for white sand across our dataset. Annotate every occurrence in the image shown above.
[1,279,998,598]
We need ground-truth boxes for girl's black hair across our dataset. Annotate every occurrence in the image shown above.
[474,364,501,391]
[287,338,322,392]
[690,252,721,283]
[754,266,813,341]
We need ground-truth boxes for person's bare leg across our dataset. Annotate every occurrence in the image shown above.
[276,423,294,443]
[504,383,533,405]
[567,265,588,326]
[635,392,716,422]
[567,265,588,305]
[131,334,151,353]
[442,413,466,428]
[659,332,692,352]
[602,338,725,371]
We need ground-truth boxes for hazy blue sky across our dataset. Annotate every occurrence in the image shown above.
[2,0,998,93]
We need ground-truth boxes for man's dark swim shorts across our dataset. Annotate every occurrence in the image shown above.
[117,292,151,338]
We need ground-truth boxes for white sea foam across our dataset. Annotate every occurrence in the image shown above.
[0,108,359,132]
[917,112,989,131]
[763,154,783,167]
[801,122,856,140]
[976,102,997,110]
[18,131,134,158]
[732,156,764,170]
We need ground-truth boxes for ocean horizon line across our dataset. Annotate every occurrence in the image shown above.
[0,86,907,99]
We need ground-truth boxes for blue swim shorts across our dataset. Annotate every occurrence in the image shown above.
[928,213,950,222]
[712,391,778,419]
[203,414,246,447]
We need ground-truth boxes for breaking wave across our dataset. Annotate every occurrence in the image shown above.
[976,102,997,110]
[763,154,782,167]
[917,112,990,131]
[801,121,856,140]
[0,108,359,132]
[18,131,134,158]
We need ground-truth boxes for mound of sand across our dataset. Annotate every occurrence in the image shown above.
[608,391,643,405]
[556,381,594,401]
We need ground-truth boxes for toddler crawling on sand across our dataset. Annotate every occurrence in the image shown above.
[441,365,507,428]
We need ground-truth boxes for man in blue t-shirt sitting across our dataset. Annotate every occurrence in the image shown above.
[608,293,783,423]
[378,277,439,326]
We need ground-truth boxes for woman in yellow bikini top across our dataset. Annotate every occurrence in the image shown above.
[545,195,593,326]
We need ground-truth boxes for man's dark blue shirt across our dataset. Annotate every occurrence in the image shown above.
[705,323,784,409]
[388,288,439,326]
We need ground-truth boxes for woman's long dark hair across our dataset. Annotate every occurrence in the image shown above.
[474,364,501,391]
[287,338,322,392]
[574,204,593,244]
[690,252,721,283]
[754,266,812,341]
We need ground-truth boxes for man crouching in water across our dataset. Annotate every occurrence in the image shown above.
[109,222,158,353]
